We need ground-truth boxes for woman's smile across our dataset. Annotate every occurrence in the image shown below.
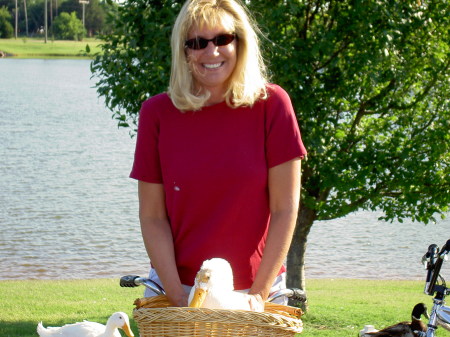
[203,62,224,69]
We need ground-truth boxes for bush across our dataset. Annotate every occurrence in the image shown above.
[0,6,13,38]
[52,11,86,41]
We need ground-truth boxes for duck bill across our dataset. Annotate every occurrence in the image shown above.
[189,288,207,308]
[121,322,134,337]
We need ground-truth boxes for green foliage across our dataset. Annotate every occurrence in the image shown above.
[0,0,117,38]
[52,11,86,41]
[85,0,106,36]
[0,6,13,38]
[91,0,183,131]
[247,0,450,225]
[58,0,116,37]
[92,0,449,228]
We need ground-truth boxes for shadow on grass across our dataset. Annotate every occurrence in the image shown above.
[0,320,39,337]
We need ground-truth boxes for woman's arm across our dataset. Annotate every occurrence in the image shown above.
[138,181,188,306]
[249,158,302,302]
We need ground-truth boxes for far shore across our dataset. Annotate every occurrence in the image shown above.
[0,37,103,59]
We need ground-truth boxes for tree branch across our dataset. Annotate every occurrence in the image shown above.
[347,78,397,137]
[314,37,351,72]
[300,1,311,40]
[388,57,450,111]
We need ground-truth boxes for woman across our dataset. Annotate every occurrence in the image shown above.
[130,0,307,309]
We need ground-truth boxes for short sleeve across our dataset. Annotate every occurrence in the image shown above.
[129,98,163,183]
[265,84,307,168]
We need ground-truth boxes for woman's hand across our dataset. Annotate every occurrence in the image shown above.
[247,293,265,312]
[168,291,189,307]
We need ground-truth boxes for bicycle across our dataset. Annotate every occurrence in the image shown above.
[418,238,450,336]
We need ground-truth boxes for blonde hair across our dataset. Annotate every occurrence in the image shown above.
[168,0,268,111]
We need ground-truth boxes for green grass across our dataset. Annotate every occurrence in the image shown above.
[1,278,449,337]
[0,38,103,58]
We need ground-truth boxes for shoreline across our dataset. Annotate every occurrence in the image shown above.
[0,37,102,59]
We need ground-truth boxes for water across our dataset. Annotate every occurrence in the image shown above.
[0,59,147,280]
[0,59,448,282]
[306,211,449,281]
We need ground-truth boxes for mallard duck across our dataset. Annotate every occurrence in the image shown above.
[188,258,263,312]
[361,303,429,337]
[37,311,134,337]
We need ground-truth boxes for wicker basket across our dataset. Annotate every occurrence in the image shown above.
[133,295,303,337]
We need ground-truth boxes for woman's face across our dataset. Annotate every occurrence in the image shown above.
[186,21,237,100]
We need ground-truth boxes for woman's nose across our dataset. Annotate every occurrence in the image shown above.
[203,41,220,55]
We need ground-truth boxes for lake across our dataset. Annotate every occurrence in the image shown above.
[0,59,448,283]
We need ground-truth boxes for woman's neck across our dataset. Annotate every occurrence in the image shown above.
[198,84,227,106]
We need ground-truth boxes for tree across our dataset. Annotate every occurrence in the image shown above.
[249,0,450,291]
[91,0,450,291]
[0,0,114,38]
[59,0,115,37]
[84,0,105,36]
[58,0,80,17]
[0,6,13,38]
[21,0,44,35]
[52,11,85,40]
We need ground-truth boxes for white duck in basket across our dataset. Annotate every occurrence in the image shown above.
[188,258,263,312]
[37,311,134,337]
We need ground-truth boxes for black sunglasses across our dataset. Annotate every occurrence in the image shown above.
[185,33,237,50]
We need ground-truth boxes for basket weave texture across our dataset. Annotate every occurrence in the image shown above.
[133,296,303,337]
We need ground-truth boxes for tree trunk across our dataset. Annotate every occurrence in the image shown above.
[15,0,17,39]
[287,206,316,291]
[50,0,52,28]
[286,206,316,310]
[23,0,28,36]
[44,0,47,43]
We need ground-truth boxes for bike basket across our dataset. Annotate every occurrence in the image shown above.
[133,295,303,337]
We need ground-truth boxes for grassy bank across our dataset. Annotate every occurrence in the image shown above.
[0,38,103,58]
[1,278,448,337]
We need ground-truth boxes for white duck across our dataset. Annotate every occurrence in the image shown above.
[37,311,134,337]
[188,258,263,312]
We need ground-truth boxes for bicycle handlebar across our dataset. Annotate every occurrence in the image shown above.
[120,275,307,303]
[267,288,307,303]
[424,239,450,296]
[441,239,450,256]
[120,275,166,295]
[424,244,440,295]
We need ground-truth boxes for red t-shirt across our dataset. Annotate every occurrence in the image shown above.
[130,84,307,289]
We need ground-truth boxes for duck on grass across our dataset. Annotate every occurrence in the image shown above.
[37,311,134,337]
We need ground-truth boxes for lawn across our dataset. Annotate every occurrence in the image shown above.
[1,278,449,337]
[0,38,103,58]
